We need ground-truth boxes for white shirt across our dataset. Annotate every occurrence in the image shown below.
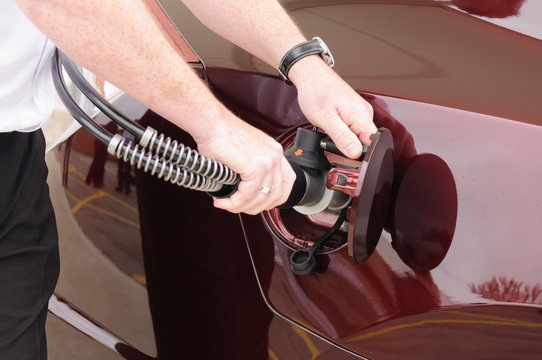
[0,1,55,132]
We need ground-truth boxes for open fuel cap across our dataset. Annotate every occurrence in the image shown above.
[347,128,394,264]
[391,154,457,272]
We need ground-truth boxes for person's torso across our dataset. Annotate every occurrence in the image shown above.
[0,1,55,133]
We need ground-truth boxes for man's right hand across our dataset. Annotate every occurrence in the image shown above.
[195,109,296,215]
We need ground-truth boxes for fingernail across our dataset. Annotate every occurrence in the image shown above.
[346,143,362,158]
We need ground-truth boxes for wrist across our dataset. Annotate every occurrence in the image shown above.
[287,54,336,86]
[193,106,231,145]
[172,97,232,146]
[277,36,334,85]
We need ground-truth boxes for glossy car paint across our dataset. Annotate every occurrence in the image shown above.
[205,67,542,358]
[158,0,542,358]
[51,0,542,359]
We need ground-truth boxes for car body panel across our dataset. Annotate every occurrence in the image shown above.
[162,0,542,125]
[204,66,542,358]
[158,0,542,357]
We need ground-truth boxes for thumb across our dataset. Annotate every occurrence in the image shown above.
[323,114,363,159]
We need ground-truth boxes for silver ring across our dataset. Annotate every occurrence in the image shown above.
[259,185,272,195]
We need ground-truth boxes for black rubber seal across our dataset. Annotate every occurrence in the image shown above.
[290,204,349,275]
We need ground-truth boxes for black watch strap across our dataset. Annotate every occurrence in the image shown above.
[278,37,334,86]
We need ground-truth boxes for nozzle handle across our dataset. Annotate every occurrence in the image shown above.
[278,162,308,209]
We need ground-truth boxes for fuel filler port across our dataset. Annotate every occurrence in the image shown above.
[262,126,394,274]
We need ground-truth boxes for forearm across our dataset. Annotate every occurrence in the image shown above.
[181,0,340,91]
[16,0,229,144]
[181,0,307,69]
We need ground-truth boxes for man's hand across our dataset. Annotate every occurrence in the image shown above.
[196,108,295,215]
[196,54,376,215]
[289,55,377,159]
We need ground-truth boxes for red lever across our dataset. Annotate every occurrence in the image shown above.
[326,167,360,197]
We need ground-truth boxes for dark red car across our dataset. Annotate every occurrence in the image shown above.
[47,1,542,359]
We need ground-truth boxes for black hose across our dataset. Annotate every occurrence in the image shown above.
[58,50,145,140]
[52,49,113,145]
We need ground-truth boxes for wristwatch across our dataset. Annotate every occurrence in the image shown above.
[277,37,335,85]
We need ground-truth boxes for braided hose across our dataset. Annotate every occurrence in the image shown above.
[107,134,222,192]
[140,127,240,186]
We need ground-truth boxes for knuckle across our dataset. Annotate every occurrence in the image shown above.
[271,141,284,154]
[260,157,274,171]
[362,102,374,118]
[278,191,290,206]
[270,150,284,166]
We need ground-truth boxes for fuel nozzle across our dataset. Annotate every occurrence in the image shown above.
[280,128,354,214]
[280,127,395,274]
[283,128,331,171]
[280,128,356,275]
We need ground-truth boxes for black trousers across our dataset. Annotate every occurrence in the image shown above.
[0,130,60,360]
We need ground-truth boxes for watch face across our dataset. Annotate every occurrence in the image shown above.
[314,37,335,68]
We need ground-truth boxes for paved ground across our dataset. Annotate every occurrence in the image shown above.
[43,99,156,359]
[55,147,145,282]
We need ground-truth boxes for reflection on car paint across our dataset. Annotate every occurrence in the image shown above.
[471,277,542,304]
